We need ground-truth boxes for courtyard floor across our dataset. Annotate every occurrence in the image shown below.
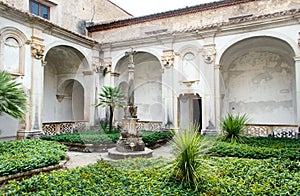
[65,144,173,169]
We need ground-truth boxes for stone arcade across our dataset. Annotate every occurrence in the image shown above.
[0,0,300,140]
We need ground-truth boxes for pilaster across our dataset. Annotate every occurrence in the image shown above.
[294,56,300,126]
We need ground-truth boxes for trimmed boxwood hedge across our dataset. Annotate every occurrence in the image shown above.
[208,137,300,160]
[1,158,299,195]
[40,130,174,145]
[0,139,67,177]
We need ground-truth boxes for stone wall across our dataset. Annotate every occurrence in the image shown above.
[91,0,300,42]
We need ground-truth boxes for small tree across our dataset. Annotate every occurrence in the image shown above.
[0,71,27,119]
[94,86,125,132]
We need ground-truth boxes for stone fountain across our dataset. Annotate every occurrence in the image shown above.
[108,49,153,159]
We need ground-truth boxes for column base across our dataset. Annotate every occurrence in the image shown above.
[17,130,44,140]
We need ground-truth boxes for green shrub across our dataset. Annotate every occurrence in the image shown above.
[2,158,299,195]
[200,158,300,195]
[0,139,67,177]
[220,113,249,143]
[208,139,300,160]
[170,127,209,190]
[1,159,196,195]
[41,130,173,145]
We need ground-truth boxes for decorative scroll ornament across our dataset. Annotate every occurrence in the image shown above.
[31,43,45,60]
[202,45,216,64]
[161,50,175,68]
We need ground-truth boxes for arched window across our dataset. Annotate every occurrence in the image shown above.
[0,27,27,76]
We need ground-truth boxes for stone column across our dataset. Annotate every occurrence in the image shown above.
[18,31,45,138]
[294,56,300,126]
[161,50,175,129]
[214,63,222,131]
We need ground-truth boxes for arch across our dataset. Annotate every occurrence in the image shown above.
[112,48,162,72]
[114,51,162,121]
[216,33,298,65]
[43,45,91,123]
[219,36,296,124]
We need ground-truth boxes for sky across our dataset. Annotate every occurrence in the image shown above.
[110,0,221,17]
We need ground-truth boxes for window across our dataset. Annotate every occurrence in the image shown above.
[29,0,50,19]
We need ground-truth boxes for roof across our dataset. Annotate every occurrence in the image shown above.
[87,0,262,32]
[0,1,98,46]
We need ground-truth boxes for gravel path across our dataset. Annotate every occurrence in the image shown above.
[65,144,174,169]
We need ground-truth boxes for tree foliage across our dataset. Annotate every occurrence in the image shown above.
[94,86,125,132]
[0,71,27,119]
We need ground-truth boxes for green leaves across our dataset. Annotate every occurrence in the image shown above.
[0,71,27,119]
[220,113,249,143]
[0,139,67,177]
[94,86,125,109]
[170,127,209,190]
[94,86,126,132]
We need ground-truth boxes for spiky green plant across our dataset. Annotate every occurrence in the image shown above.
[220,113,249,143]
[94,86,125,132]
[170,127,211,190]
[0,71,27,119]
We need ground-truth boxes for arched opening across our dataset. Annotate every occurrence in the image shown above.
[43,45,88,122]
[220,36,296,124]
[115,52,162,122]
[178,94,202,130]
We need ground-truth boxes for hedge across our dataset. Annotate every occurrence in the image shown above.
[1,158,299,195]
[208,137,300,160]
[40,130,174,145]
[0,139,67,177]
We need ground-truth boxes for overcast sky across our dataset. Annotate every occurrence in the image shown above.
[110,0,221,17]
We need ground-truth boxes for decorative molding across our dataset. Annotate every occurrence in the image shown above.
[30,36,45,60]
[161,50,175,68]
[82,70,93,75]
[298,32,300,47]
[202,44,216,64]
[56,94,65,102]
[181,80,199,87]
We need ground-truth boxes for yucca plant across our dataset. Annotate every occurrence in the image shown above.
[0,71,27,119]
[94,86,125,132]
[170,127,212,191]
[220,113,249,143]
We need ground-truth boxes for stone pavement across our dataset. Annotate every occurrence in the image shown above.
[65,144,174,169]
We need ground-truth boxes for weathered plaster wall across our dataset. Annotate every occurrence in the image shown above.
[1,0,132,34]
[221,37,296,124]
[91,0,300,42]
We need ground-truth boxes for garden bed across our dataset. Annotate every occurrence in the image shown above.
[0,139,67,178]
[1,158,299,195]
[40,130,174,152]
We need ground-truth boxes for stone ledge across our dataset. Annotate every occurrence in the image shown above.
[108,147,153,160]
[61,142,116,153]
[0,160,67,184]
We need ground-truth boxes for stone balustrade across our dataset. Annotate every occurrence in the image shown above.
[42,121,88,135]
[245,124,299,138]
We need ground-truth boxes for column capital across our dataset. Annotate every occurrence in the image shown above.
[161,50,175,68]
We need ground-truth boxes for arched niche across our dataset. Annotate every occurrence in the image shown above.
[220,36,296,124]
[0,27,28,75]
[43,45,89,122]
[115,52,162,121]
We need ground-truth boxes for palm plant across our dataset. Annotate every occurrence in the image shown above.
[94,86,125,132]
[170,126,211,190]
[0,71,27,119]
[220,113,249,143]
